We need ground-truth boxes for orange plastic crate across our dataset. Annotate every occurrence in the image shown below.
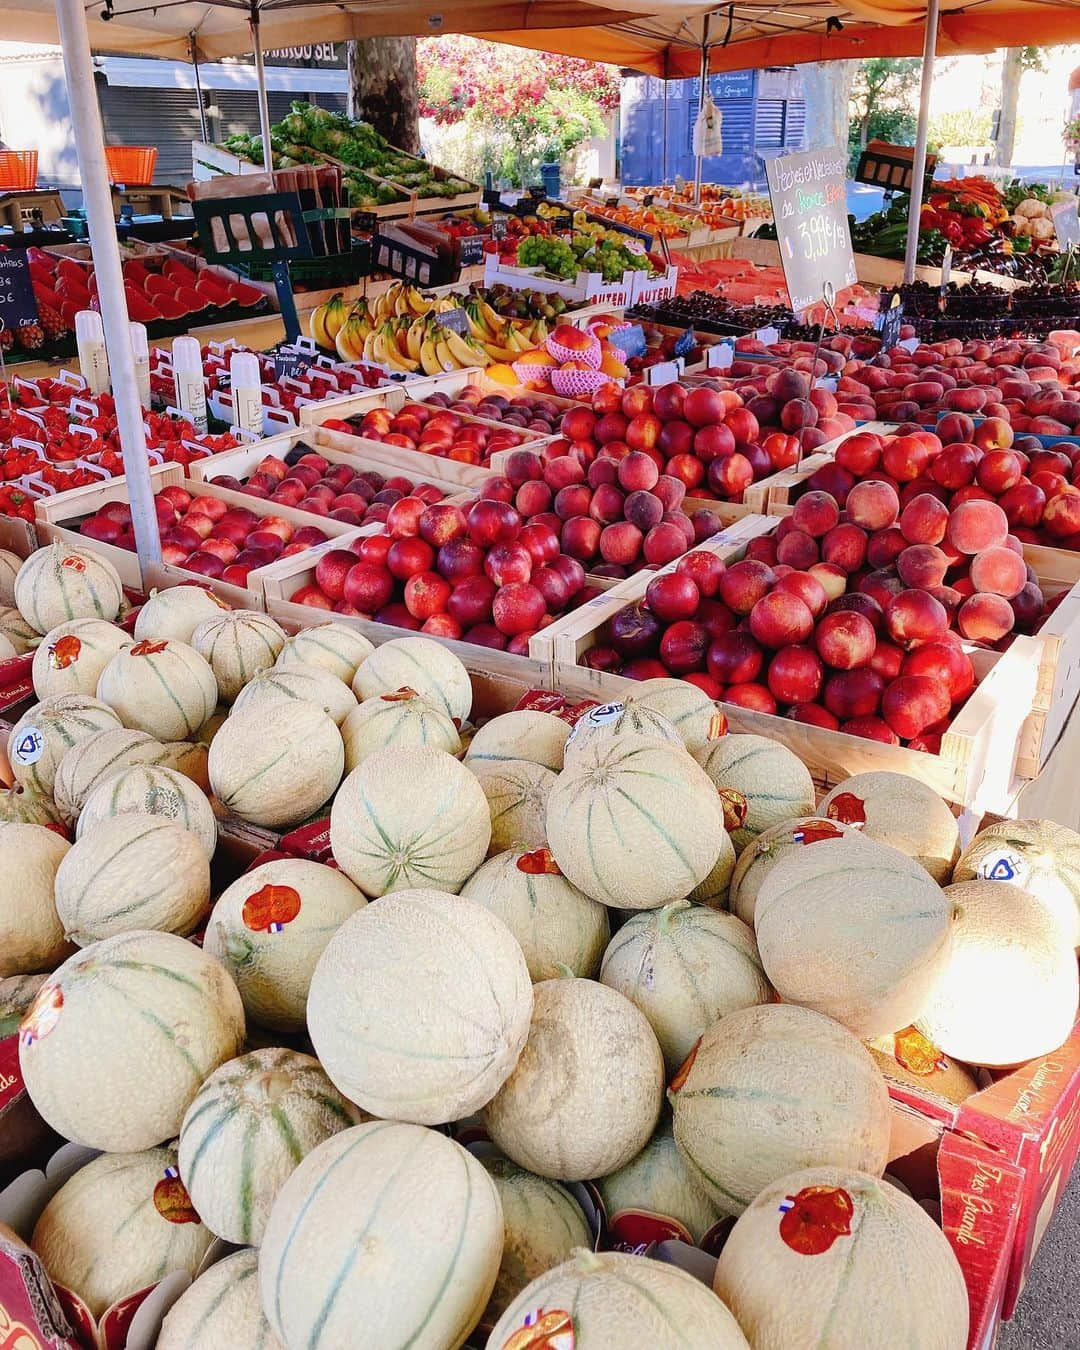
[104,146,157,185]
[0,152,38,190]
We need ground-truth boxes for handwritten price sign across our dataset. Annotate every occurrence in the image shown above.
[766,146,857,315]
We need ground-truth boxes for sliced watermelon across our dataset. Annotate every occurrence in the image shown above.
[154,294,187,320]
[175,287,209,312]
[144,275,175,298]
[229,282,264,307]
[28,261,54,288]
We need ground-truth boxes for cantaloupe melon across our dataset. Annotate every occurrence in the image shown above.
[867,1028,979,1104]
[55,813,210,946]
[714,1165,969,1350]
[953,818,1080,949]
[819,771,960,883]
[728,815,865,926]
[160,740,210,791]
[156,1249,283,1350]
[351,634,471,722]
[0,547,21,607]
[484,975,664,1181]
[754,836,956,1037]
[32,619,131,700]
[460,849,609,981]
[0,972,47,1036]
[15,542,123,634]
[178,1047,360,1245]
[191,611,287,703]
[626,677,728,757]
[8,693,122,796]
[0,604,41,653]
[488,1248,750,1349]
[597,1118,722,1249]
[77,763,217,860]
[687,828,738,909]
[695,733,816,854]
[563,699,682,764]
[480,1155,592,1327]
[546,736,725,911]
[0,782,63,829]
[330,745,490,895]
[259,1122,502,1350]
[204,858,366,1031]
[670,1003,890,1217]
[19,929,245,1150]
[465,710,570,771]
[308,889,532,1123]
[30,1146,214,1320]
[52,726,167,824]
[208,701,343,829]
[600,901,772,1074]
[472,757,556,855]
[275,622,374,685]
[0,823,70,977]
[341,688,461,771]
[134,586,229,645]
[97,639,218,742]
[233,661,357,727]
[916,879,1079,1067]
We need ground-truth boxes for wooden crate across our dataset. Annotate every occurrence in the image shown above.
[534,514,1043,813]
[34,474,361,608]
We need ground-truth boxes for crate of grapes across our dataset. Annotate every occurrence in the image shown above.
[482,253,643,309]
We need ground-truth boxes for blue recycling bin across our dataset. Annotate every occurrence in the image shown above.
[540,162,561,200]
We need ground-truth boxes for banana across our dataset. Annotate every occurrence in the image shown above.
[445,328,486,369]
[309,303,331,351]
[465,303,492,344]
[407,286,430,317]
[482,340,522,362]
[406,318,426,364]
[322,292,348,342]
[477,299,507,334]
[434,337,459,373]
[362,327,382,364]
[419,335,443,377]
[378,327,419,373]
[504,326,531,354]
[334,315,366,363]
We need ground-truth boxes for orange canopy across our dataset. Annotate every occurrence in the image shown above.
[482,2,1080,78]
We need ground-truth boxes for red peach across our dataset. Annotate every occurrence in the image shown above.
[653,475,687,512]
[791,491,840,538]
[846,480,900,531]
[707,631,763,684]
[899,493,949,545]
[517,523,560,567]
[885,589,949,647]
[931,444,981,490]
[1043,486,1080,539]
[588,482,623,525]
[774,571,828,618]
[723,683,777,714]
[866,526,908,570]
[719,559,775,614]
[828,592,884,631]
[815,611,876,670]
[447,576,497,627]
[835,432,882,475]
[660,621,710,674]
[643,523,689,566]
[492,583,546,636]
[787,703,841,731]
[749,591,814,648]
[807,562,848,602]
[869,640,904,681]
[684,387,727,428]
[902,642,976,702]
[946,499,1009,554]
[387,537,436,581]
[646,572,700,622]
[820,524,867,574]
[561,516,602,562]
[896,544,949,589]
[882,675,950,740]
[859,569,904,611]
[618,452,660,493]
[969,546,1027,599]
[842,717,900,745]
[600,521,644,566]
[677,550,726,597]
[776,530,819,570]
[517,480,554,518]
[343,562,394,613]
[824,668,885,720]
[624,491,665,533]
[998,482,1046,529]
[1011,582,1046,632]
[404,571,452,621]
[882,435,932,482]
[767,646,824,704]
[976,450,1023,495]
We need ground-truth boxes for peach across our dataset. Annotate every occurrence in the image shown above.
[824,668,885,720]
[885,589,949,647]
[808,562,848,602]
[644,522,689,566]
[561,516,602,561]
[776,530,819,570]
[976,450,1023,494]
[828,592,884,632]
[834,432,883,476]
[624,491,665,533]
[969,546,1027,599]
[896,544,949,589]
[586,482,621,524]
[618,452,660,493]
[958,593,1015,643]
[846,480,899,531]
[684,387,727,428]
[708,454,755,499]
[653,475,687,512]
[767,645,824,705]
[972,418,1013,451]
[859,568,904,611]
[820,523,868,573]
[866,526,908,572]
[869,640,904,681]
[749,591,814,648]
[724,682,778,714]
[882,435,933,482]
[598,521,643,566]
[931,443,981,490]
[493,582,547,636]
[842,716,900,745]
[717,560,773,616]
[881,675,951,740]
[791,490,840,538]
[658,420,695,457]
[815,610,876,670]
[667,454,706,491]
[660,620,710,674]
[899,493,949,545]
[936,412,977,444]
[902,642,975,702]
[786,703,840,731]
[774,570,828,618]
[946,499,1009,554]
[707,631,763,684]
[1011,582,1046,632]
[1043,486,1080,539]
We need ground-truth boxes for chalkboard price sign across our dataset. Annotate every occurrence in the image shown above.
[876,293,904,350]
[458,235,487,267]
[765,146,856,315]
[492,218,508,240]
[434,308,471,336]
[0,253,40,334]
[1051,198,1080,249]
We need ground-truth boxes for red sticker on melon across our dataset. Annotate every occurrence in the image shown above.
[778,1185,854,1255]
[718,788,748,832]
[501,1309,575,1350]
[607,1208,693,1251]
[707,711,729,740]
[153,1170,200,1224]
[826,793,867,826]
[791,819,845,846]
[130,639,168,658]
[242,884,302,933]
[380,687,419,702]
[892,1026,949,1076]
[669,1037,700,1094]
[516,849,562,876]
[48,635,82,670]
[20,983,62,1047]
[60,555,86,573]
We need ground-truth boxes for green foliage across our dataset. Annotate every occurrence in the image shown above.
[929,108,993,150]
[846,58,921,173]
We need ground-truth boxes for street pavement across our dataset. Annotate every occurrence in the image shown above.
[997,1164,1080,1348]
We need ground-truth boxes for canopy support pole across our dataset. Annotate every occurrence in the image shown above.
[55,0,160,574]
[661,50,669,185]
[904,0,941,283]
[250,5,274,172]
[191,34,209,144]
[693,14,712,204]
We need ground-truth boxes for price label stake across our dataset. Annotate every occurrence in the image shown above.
[764,147,856,315]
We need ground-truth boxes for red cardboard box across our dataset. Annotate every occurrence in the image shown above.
[887,1016,1080,1321]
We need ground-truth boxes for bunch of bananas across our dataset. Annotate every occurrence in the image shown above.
[307,282,550,374]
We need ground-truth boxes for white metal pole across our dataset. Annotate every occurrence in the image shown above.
[54,0,161,572]
[191,35,209,144]
[693,14,711,205]
[250,8,274,172]
[661,53,669,185]
[904,0,942,283]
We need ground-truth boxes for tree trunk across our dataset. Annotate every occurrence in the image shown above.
[995,48,1023,167]
[347,37,419,153]
[800,60,858,153]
